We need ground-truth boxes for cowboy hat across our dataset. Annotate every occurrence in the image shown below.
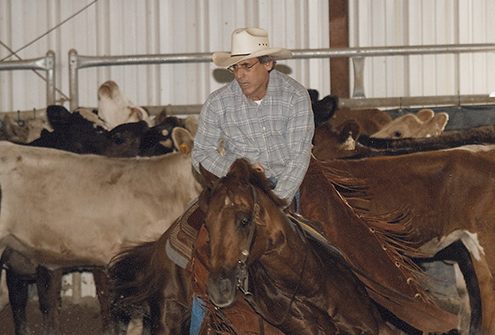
[212,27,292,68]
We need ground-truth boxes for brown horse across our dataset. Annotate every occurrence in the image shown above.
[310,145,495,334]
[109,157,473,334]
[107,226,192,335]
[195,158,402,334]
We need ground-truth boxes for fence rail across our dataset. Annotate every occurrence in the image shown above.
[68,43,495,113]
[2,44,495,116]
[0,51,56,109]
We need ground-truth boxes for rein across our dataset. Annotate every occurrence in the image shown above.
[236,184,260,293]
[237,184,310,327]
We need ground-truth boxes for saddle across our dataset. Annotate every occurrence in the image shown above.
[166,197,205,269]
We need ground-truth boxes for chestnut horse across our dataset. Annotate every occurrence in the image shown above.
[109,157,472,334]
[193,158,400,334]
[311,145,495,334]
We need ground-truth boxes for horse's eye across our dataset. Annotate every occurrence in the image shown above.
[236,212,252,227]
[394,131,402,138]
[114,137,124,144]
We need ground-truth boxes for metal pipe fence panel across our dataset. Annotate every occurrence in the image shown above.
[0,50,56,109]
[69,43,495,113]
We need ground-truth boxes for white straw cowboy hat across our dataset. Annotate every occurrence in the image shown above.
[212,28,292,68]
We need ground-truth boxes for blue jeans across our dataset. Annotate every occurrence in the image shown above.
[189,297,206,335]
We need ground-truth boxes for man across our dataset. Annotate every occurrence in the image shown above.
[192,27,314,207]
[189,27,314,334]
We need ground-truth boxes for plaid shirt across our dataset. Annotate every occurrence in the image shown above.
[192,70,314,203]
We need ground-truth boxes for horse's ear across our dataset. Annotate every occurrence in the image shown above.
[198,188,211,211]
[199,163,219,189]
[226,158,252,184]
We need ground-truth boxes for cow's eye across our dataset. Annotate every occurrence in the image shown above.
[114,137,124,144]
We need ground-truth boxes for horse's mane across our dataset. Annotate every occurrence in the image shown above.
[311,157,434,302]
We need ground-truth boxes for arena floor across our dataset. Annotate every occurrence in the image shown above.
[0,296,102,335]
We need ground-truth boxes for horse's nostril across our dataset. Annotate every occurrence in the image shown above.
[219,277,231,293]
[206,272,237,309]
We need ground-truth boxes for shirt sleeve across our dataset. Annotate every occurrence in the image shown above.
[192,99,239,177]
[272,89,314,203]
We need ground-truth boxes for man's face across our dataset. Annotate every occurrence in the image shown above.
[232,58,273,101]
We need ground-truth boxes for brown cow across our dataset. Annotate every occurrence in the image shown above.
[329,106,392,136]
[319,145,495,334]
[313,108,450,161]
[313,119,495,161]
[370,109,449,139]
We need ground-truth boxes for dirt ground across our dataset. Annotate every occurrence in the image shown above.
[0,296,102,335]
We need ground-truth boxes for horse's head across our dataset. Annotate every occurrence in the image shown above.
[199,158,287,308]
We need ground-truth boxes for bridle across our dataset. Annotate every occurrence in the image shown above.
[233,184,310,328]
[236,184,261,294]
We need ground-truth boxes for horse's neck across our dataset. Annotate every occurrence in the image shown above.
[259,197,313,278]
[249,205,321,322]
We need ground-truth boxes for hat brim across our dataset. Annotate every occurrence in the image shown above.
[212,48,292,68]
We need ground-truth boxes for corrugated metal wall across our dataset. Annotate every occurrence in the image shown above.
[349,0,495,99]
[0,0,330,112]
[1,0,494,113]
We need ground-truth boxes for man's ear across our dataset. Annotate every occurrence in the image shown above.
[263,60,274,72]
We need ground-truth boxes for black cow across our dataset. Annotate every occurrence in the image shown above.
[25,105,178,157]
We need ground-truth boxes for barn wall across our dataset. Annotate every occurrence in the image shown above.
[1,0,494,112]
[0,0,330,112]
[349,0,495,99]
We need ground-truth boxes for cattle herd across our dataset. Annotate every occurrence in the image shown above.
[1,81,495,334]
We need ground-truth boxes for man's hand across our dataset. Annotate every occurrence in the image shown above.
[252,162,264,174]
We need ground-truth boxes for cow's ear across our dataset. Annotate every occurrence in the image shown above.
[432,112,449,132]
[199,163,218,189]
[416,109,434,122]
[130,107,145,121]
[46,105,71,129]
[171,127,193,154]
[129,106,150,123]
[338,120,361,142]
[184,115,198,137]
